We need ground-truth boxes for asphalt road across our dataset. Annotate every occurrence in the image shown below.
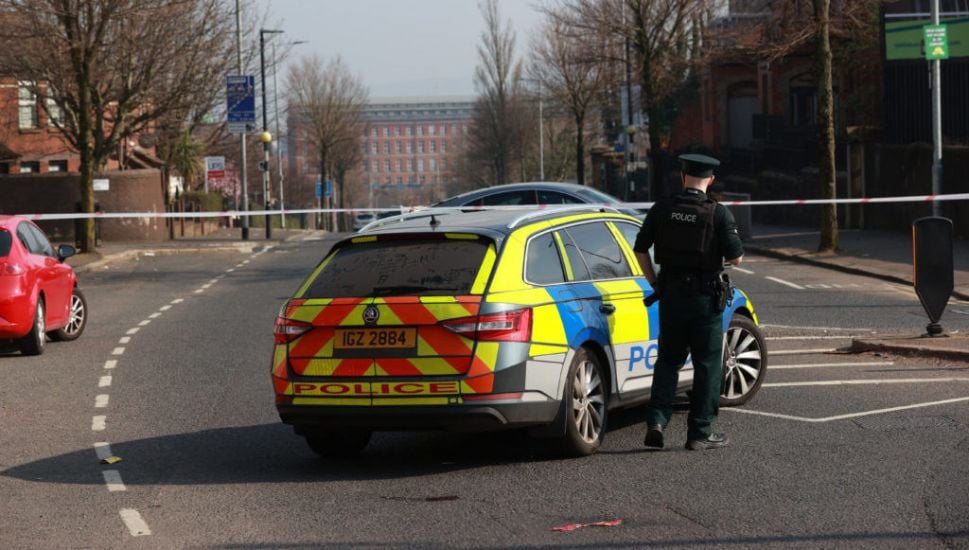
[1,237,967,549]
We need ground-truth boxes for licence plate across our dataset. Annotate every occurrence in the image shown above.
[334,328,417,350]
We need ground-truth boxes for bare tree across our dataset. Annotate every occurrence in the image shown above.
[529,15,608,186]
[0,0,244,252]
[286,54,368,227]
[468,0,523,186]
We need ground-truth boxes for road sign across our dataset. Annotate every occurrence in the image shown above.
[325,180,332,198]
[204,156,226,192]
[315,181,322,198]
[226,75,256,134]
[924,24,949,60]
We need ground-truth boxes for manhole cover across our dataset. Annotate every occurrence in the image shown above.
[853,415,958,430]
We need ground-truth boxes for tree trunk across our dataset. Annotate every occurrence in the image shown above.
[77,69,96,253]
[815,0,839,251]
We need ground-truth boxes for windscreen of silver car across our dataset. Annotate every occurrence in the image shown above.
[304,238,492,298]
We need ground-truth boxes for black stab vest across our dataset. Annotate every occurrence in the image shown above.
[653,194,722,271]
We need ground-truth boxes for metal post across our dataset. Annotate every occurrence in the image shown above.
[272,39,285,229]
[260,30,282,239]
[235,0,249,240]
[539,92,544,181]
[931,0,943,217]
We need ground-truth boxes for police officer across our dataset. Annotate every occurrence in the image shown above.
[633,153,744,450]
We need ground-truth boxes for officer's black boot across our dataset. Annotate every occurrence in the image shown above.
[643,425,664,449]
[685,432,729,451]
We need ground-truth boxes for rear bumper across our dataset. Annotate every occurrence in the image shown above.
[277,400,560,433]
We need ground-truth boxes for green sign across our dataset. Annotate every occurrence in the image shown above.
[885,17,969,60]
[924,24,949,60]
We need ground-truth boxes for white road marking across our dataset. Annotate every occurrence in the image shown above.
[761,324,871,332]
[138,320,151,327]
[215,274,226,279]
[94,442,113,460]
[171,298,184,304]
[102,470,126,492]
[770,348,838,356]
[111,347,125,356]
[149,312,162,319]
[227,268,236,273]
[92,416,106,431]
[120,509,152,537]
[726,395,969,423]
[126,327,140,335]
[104,360,118,370]
[98,375,112,388]
[242,260,250,265]
[119,336,131,344]
[766,335,857,340]
[160,305,172,311]
[764,377,969,388]
[952,308,969,316]
[201,284,212,290]
[765,276,804,290]
[193,288,204,294]
[732,267,755,275]
[95,394,110,408]
[769,361,895,370]
[208,279,219,284]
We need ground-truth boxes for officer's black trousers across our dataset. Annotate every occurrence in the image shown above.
[645,290,724,441]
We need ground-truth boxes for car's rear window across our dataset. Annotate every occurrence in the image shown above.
[303,237,492,298]
[0,229,11,257]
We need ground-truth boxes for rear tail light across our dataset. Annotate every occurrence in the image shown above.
[442,308,532,342]
[274,316,312,344]
[0,262,25,276]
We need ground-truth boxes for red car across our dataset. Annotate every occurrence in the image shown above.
[0,215,87,355]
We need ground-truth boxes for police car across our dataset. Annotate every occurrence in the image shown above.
[271,207,766,457]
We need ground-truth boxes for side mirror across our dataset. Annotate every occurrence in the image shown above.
[57,244,77,262]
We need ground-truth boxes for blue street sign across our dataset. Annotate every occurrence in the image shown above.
[226,75,255,134]
[315,181,322,198]
[325,180,332,197]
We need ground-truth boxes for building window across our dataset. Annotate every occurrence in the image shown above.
[396,141,402,154]
[442,159,448,170]
[442,141,447,153]
[372,160,378,172]
[418,141,425,153]
[18,82,37,129]
[363,161,369,172]
[370,143,377,154]
[383,142,390,154]
[430,140,437,153]
[48,160,68,172]
[394,126,401,136]
[406,141,412,153]
[418,159,424,171]
[371,128,378,137]
[384,159,391,172]
[397,176,403,184]
[444,125,450,135]
[362,141,368,154]
[429,125,436,135]
[397,159,403,171]
[417,126,424,136]
[19,161,40,173]
[406,127,412,136]
[407,159,414,171]
[46,97,62,127]
[430,158,436,171]
[383,127,389,137]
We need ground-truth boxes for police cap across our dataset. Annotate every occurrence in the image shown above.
[678,153,720,178]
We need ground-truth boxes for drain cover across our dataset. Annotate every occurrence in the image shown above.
[853,415,958,430]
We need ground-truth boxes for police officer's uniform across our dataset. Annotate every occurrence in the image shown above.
[633,154,744,450]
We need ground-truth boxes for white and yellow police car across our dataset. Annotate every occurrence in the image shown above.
[271,207,766,457]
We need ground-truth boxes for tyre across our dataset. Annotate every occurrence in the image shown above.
[557,347,608,457]
[720,315,768,406]
[18,299,46,356]
[51,288,87,342]
[304,430,372,458]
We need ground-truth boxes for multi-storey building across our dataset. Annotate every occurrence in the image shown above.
[288,96,474,208]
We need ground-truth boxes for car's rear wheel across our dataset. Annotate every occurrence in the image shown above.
[51,288,87,342]
[19,299,46,356]
[720,315,767,406]
[304,430,372,458]
[557,347,607,457]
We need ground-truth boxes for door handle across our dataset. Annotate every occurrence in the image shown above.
[599,303,616,314]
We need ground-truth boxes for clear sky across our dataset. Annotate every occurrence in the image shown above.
[264,0,547,98]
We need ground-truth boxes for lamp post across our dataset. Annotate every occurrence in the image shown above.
[260,28,284,239]
[272,39,307,230]
[235,0,249,240]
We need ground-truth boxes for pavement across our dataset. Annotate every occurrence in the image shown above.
[66,223,969,360]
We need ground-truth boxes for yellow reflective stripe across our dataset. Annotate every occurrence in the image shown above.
[445,233,479,240]
[470,244,497,294]
[372,397,452,406]
[351,235,378,243]
[607,222,642,276]
[552,232,574,281]
[295,254,336,298]
[738,288,759,325]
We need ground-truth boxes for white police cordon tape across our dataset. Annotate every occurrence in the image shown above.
[17,192,969,221]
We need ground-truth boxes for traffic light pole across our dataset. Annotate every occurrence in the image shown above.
[235,0,249,240]
[260,29,282,239]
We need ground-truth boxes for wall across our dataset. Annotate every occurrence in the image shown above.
[0,169,167,242]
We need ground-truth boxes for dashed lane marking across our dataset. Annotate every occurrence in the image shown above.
[770,348,838,356]
[159,305,172,311]
[119,337,131,344]
[125,328,140,335]
[104,360,118,369]
[171,298,184,304]
[111,347,125,356]
[766,335,858,340]
[727,395,969,424]
[102,470,126,492]
[732,267,755,275]
[98,375,112,388]
[120,509,152,536]
[95,394,109,408]
[149,312,162,319]
[766,276,804,290]
[138,320,151,327]
[94,442,113,460]
[92,416,106,431]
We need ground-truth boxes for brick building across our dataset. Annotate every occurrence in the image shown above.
[288,96,474,208]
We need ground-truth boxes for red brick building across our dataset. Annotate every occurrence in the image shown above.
[288,96,474,208]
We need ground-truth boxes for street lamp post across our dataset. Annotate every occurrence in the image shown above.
[260,28,284,239]
[235,0,249,240]
[271,39,307,230]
